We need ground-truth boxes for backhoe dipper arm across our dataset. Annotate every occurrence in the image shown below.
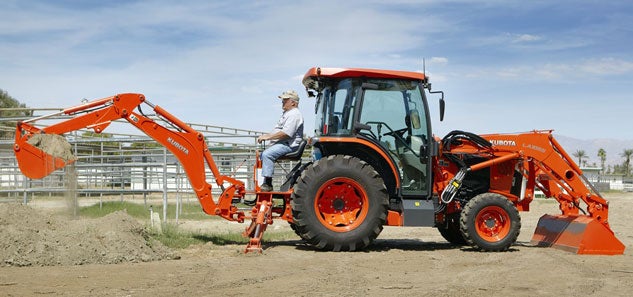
[15,93,245,221]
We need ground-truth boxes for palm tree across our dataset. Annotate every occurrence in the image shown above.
[598,148,607,174]
[573,149,587,166]
[622,149,633,177]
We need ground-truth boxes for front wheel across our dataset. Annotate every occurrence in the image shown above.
[460,193,521,251]
[291,155,388,251]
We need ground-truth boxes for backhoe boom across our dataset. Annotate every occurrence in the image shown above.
[14,93,246,222]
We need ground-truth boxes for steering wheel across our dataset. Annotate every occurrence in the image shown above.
[383,127,408,138]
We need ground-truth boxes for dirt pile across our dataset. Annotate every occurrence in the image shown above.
[0,204,176,267]
[26,134,75,161]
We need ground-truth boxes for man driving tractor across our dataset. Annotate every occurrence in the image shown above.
[256,90,304,192]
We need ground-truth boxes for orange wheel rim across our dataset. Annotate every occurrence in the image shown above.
[475,206,511,242]
[314,177,369,232]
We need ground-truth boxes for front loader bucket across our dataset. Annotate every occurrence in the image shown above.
[14,134,76,179]
[531,214,625,255]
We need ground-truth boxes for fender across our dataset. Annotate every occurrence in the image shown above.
[315,136,401,189]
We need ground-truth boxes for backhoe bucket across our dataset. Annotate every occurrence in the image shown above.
[14,134,76,179]
[531,214,625,255]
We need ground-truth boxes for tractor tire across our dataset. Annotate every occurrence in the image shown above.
[288,222,309,241]
[437,213,467,245]
[291,155,388,251]
[460,193,521,251]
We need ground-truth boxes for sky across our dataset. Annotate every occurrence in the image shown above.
[1,0,633,141]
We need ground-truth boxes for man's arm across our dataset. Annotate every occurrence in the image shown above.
[257,131,289,143]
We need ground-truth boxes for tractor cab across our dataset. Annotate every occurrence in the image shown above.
[303,67,440,199]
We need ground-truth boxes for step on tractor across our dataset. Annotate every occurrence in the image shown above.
[14,67,625,255]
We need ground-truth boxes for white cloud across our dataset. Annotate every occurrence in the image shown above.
[429,57,449,65]
[469,57,633,82]
[578,58,633,75]
[511,33,542,43]
[470,32,588,52]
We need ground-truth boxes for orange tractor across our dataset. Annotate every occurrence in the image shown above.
[14,67,625,255]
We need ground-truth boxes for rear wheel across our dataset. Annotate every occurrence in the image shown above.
[291,155,388,251]
[460,193,521,251]
[288,222,308,241]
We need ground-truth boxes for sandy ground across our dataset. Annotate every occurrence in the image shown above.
[1,193,632,297]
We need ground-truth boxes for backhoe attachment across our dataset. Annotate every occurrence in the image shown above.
[14,93,247,223]
[13,93,300,254]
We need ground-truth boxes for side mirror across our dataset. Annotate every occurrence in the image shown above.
[430,90,445,122]
[409,110,421,129]
[439,97,445,121]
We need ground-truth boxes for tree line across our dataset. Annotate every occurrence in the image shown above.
[573,148,633,177]
[0,89,32,139]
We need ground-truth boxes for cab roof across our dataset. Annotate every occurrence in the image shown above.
[302,67,427,90]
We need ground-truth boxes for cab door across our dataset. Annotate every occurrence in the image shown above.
[357,79,433,198]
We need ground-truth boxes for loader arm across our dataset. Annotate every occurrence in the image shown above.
[441,130,624,254]
[482,131,610,226]
[14,93,246,222]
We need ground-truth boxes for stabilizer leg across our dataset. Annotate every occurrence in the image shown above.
[243,195,273,253]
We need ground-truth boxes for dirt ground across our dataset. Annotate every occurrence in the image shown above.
[1,193,632,297]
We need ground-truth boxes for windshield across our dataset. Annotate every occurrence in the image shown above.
[359,79,427,142]
[314,78,429,139]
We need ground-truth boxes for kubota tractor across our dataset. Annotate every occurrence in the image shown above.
[13,67,625,255]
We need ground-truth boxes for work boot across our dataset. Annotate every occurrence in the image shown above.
[260,177,273,192]
[259,183,273,192]
[243,197,257,206]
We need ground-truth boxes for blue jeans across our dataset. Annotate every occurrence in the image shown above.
[261,143,294,178]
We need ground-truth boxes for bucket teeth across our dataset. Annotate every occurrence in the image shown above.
[531,214,625,255]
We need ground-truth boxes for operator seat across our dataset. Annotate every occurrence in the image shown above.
[277,139,308,161]
[276,139,308,192]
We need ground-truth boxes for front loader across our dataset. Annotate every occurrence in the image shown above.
[13,67,625,255]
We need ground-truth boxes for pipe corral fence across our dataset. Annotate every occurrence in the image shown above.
[1,109,309,222]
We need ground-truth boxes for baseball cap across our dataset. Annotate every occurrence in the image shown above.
[278,90,299,101]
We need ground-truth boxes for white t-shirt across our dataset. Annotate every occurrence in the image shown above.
[271,107,304,147]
